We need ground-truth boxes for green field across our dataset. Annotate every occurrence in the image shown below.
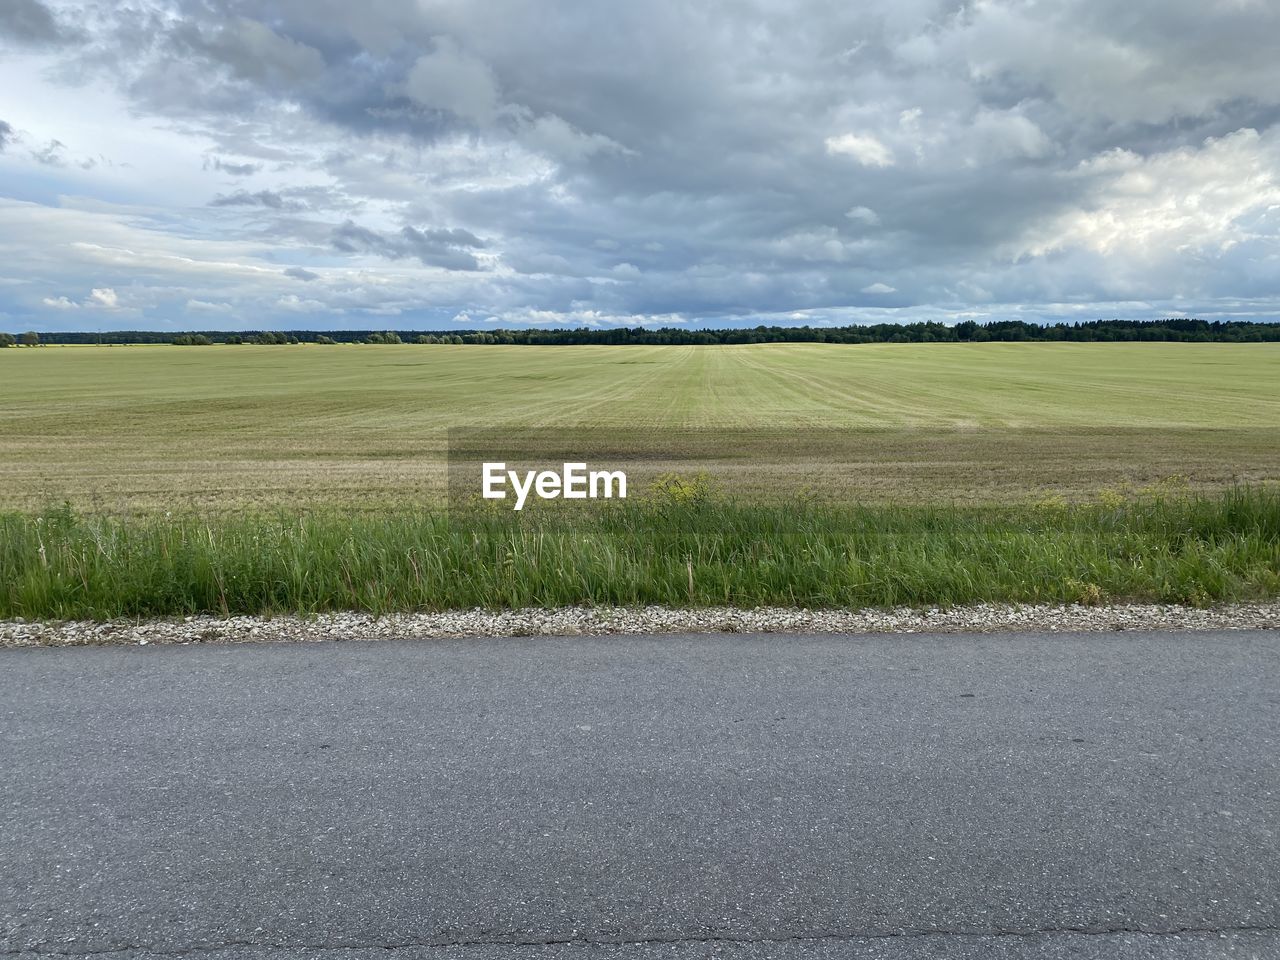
[2,341,1278,618]
[2,342,1278,510]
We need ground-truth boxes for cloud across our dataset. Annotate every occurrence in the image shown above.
[861,283,897,294]
[88,287,119,308]
[40,287,124,311]
[182,16,326,91]
[3,0,1280,329]
[185,298,233,313]
[0,0,76,46]
[405,36,501,124]
[1016,128,1280,260]
[205,157,262,177]
[31,139,65,166]
[276,294,336,313]
[331,220,487,271]
[970,110,1053,161]
[846,206,881,226]
[518,113,629,162]
[401,36,625,162]
[825,133,894,168]
[947,0,1280,128]
[210,189,291,209]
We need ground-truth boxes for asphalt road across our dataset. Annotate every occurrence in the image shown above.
[2,630,1278,959]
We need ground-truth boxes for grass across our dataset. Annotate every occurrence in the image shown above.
[1,342,1278,510]
[3,342,1277,619]
[3,487,1278,620]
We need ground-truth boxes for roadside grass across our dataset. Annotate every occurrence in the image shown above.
[3,486,1278,620]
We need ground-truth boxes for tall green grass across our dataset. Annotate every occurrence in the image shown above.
[2,488,1278,620]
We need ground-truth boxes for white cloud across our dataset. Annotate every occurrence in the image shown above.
[861,282,896,294]
[40,288,124,310]
[276,294,338,313]
[845,206,881,226]
[185,299,234,313]
[1017,128,1280,258]
[825,132,894,167]
[88,287,119,308]
[493,307,689,327]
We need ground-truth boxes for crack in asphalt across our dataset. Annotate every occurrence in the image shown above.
[6,923,1279,957]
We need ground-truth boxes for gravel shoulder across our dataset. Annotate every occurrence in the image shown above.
[3,602,1280,647]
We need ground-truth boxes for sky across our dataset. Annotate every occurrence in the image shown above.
[2,0,1280,332]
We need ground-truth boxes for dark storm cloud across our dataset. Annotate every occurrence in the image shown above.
[331,220,486,271]
[283,266,318,281]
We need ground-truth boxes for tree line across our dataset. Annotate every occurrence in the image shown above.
[7,318,1280,347]
[0,332,40,347]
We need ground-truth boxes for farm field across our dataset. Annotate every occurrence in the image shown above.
[1,341,1278,511]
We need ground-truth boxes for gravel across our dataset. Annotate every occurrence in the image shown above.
[2,602,1279,647]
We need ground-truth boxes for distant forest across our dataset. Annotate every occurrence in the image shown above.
[11,317,1280,346]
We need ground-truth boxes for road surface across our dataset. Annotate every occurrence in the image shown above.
[2,630,1278,958]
